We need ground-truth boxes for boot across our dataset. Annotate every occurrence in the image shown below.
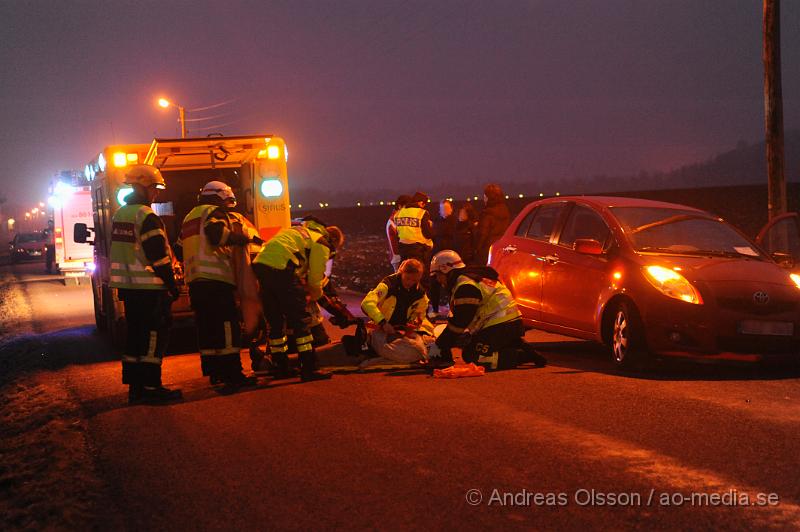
[128,384,144,404]
[222,372,258,390]
[299,351,331,382]
[519,343,547,367]
[269,352,295,379]
[131,385,182,404]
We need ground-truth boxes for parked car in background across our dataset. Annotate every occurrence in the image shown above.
[9,232,47,264]
[489,196,800,368]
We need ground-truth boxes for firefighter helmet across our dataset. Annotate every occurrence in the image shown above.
[430,250,465,275]
[124,165,166,189]
[200,181,236,207]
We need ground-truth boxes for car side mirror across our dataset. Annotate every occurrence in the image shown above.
[74,223,94,245]
[574,238,604,255]
[771,251,794,269]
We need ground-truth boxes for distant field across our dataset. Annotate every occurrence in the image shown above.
[307,183,800,292]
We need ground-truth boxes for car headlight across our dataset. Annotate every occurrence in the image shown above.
[790,273,800,290]
[643,265,702,304]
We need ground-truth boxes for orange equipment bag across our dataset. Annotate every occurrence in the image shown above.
[433,362,486,379]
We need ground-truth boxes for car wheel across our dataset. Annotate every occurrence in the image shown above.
[610,301,648,370]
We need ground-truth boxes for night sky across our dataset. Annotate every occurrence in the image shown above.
[1,0,798,207]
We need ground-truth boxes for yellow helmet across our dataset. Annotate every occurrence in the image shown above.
[124,165,166,189]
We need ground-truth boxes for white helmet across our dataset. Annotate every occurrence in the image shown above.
[200,181,236,207]
[430,250,465,275]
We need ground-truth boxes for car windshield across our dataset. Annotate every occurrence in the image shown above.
[17,232,45,243]
[610,207,765,259]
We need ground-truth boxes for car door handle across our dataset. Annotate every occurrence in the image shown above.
[544,254,560,264]
[502,245,517,254]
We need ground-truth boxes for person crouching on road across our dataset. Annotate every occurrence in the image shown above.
[109,165,182,404]
[178,181,263,388]
[429,250,547,370]
[251,217,344,382]
[359,258,435,368]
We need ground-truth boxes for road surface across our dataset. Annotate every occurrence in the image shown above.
[2,261,800,530]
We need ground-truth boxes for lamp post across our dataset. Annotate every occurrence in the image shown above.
[158,98,187,138]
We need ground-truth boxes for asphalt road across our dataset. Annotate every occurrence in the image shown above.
[4,261,800,530]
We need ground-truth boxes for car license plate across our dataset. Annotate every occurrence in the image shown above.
[30,250,41,256]
[738,320,794,336]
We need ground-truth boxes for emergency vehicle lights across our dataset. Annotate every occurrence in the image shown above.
[113,152,127,167]
[117,186,134,206]
[260,179,283,198]
[97,153,106,171]
[126,153,139,163]
[267,145,280,159]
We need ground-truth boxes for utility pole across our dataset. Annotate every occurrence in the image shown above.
[179,106,187,139]
[763,0,786,220]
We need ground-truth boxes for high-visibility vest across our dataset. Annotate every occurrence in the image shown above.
[395,207,433,247]
[180,205,235,285]
[361,273,434,335]
[452,275,521,332]
[253,222,325,277]
[109,204,170,290]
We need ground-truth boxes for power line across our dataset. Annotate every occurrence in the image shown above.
[188,98,238,112]
[192,117,248,131]
[183,112,235,123]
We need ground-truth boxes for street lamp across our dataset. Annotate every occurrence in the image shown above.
[157,97,186,138]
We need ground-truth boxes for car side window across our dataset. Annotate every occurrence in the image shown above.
[526,204,563,242]
[514,208,537,237]
[559,205,611,250]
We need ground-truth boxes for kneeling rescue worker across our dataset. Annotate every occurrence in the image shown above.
[252,217,344,381]
[178,181,264,387]
[429,250,547,370]
[109,165,182,403]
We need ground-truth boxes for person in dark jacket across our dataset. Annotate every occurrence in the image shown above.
[429,199,457,316]
[475,183,510,265]
[454,202,478,265]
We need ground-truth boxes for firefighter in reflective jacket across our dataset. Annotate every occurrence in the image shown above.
[178,181,264,387]
[251,218,344,381]
[109,165,182,403]
[429,250,547,370]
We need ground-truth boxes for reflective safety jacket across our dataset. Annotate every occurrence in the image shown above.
[361,273,434,335]
[110,204,172,290]
[451,275,521,332]
[395,206,433,247]
[253,219,331,300]
[180,204,236,285]
[437,268,521,349]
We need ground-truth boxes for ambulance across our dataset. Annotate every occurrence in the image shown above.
[48,171,94,282]
[75,135,291,345]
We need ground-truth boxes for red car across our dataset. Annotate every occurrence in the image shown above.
[9,232,47,264]
[489,196,800,368]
